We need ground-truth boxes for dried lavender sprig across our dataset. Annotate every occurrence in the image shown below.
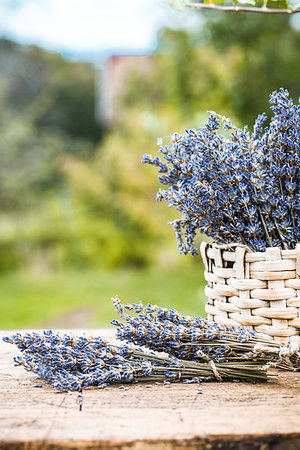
[3,330,270,392]
[111,296,300,369]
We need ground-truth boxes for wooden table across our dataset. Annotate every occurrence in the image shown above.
[1,329,300,449]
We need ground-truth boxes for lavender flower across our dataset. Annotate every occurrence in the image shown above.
[143,89,300,253]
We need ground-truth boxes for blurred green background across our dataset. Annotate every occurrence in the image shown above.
[0,9,299,329]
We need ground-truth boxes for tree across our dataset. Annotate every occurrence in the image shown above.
[0,39,102,144]
[123,13,300,127]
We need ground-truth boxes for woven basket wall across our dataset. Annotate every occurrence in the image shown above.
[200,242,300,344]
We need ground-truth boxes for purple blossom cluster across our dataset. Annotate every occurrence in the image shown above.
[111,296,283,366]
[142,89,300,254]
[5,330,256,391]
[3,331,138,391]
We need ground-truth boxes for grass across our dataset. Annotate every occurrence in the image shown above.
[0,262,206,329]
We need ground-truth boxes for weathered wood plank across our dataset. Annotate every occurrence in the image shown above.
[0,329,300,449]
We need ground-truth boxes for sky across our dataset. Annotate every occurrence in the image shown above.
[0,0,202,59]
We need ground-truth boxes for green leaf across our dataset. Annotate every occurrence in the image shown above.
[164,0,186,11]
[204,0,227,4]
[205,0,225,4]
[257,0,290,8]
[267,0,290,8]
[236,0,256,4]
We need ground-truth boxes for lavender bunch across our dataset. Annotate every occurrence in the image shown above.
[111,296,300,369]
[3,330,270,392]
[142,89,300,254]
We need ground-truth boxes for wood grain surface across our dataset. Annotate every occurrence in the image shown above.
[1,329,300,450]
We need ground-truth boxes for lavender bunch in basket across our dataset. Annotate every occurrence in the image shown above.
[3,330,270,392]
[111,296,300,369]
[142,89,300,254]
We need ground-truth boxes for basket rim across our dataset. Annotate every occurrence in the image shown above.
[200,241,300,276]
[202,241,300,254]
[200,241,300,262]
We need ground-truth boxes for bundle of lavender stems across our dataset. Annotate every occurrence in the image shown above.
[4,299,299,392]
[4,327,270,392]
[111,296,300,371]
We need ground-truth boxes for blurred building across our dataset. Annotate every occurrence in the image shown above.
[96,54,153,127]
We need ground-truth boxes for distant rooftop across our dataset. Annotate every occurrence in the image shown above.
[96,54,153,127]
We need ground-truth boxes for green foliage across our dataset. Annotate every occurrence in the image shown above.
[0,39,101,215]
[205,13,300,125]
[0,12,299,277]
[0,39,101,143]
[263,0,290,9]
[0,265,206,328]
[124,14,300,127]
[1,37,190,273]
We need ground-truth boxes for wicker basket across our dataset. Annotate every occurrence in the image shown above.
[200,242,300,344]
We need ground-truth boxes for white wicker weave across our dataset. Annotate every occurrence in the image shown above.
[200,242,300,344]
